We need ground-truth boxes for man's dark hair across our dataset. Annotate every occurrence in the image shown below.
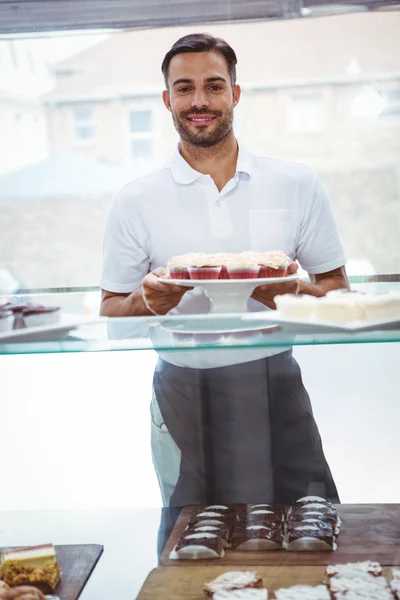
[161,33,237,88]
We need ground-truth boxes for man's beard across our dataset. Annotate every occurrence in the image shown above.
[171,107,234,148]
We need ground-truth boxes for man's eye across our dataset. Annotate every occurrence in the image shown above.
[209,85,222,92]
[178,87,191,93]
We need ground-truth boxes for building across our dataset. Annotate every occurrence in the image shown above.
[0,40,53,176]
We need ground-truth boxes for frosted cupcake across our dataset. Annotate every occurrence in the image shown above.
[22,305,61,328]
[187,254,222,280]
[167,254,193,279]
[225,254,260,279]
[275,294,318,320]
[257,251,291,278]
[0,309,14,332]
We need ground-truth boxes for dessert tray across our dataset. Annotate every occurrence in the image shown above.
[0,315,104,344]
[242,310,400,333]
[160,275,298,314]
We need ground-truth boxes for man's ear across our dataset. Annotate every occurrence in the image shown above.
[233,84,241,107]
[162,89,172,111]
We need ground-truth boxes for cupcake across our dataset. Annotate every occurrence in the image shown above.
[22,305,61,328]
[187,254,222,280]
[225,254,260,279]
[275,294,318,320]
[0,309,14,332]
[257,251,291,278]
[167,254,192,279]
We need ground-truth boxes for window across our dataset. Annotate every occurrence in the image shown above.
[72,106,94,140]
[286,93,325,133]
[128,109,154,159]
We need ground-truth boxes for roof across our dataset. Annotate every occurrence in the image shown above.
[0,152,153,198]
[43,11,400,103]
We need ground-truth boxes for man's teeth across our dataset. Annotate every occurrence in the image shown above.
[190,117,214,121]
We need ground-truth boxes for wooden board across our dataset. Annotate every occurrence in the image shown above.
[0,544,103,600]
[136,565,396,599]
[161,503,400,566]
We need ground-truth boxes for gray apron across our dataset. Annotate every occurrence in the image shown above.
[153,350,339,506]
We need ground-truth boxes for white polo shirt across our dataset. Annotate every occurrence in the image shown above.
[101,143,346,368]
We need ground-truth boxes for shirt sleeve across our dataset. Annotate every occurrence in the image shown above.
[296,174,347,275]
[100,193,149,293]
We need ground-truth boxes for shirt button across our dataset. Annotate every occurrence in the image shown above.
[215,200,221,207]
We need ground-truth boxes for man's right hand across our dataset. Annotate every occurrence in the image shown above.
[142,267,193,315]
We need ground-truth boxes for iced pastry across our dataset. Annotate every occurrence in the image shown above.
[284,522,336,551]
[362,291,400,321]
[274,584,330,599]
[225,255,260,279]
[213,588,268,600]
[274,294,317,319]
[257,251,291,278]
[326,561,383,578]
[170,532,225,559]
[0,544,61,592]
[204,571,263,596]
[232,524,284,551]
[314,296,361,323]
[186,524,232,548]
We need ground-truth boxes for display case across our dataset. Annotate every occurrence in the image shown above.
[1,1,400,598]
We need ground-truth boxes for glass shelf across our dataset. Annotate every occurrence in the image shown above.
[2,286,400,355]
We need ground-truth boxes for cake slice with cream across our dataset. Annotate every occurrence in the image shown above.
[0,544,61,592]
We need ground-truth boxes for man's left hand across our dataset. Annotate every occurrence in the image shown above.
[251,262,299,310]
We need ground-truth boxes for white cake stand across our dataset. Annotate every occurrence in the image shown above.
[159,274,298,313]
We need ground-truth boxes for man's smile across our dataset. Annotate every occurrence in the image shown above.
[186,114,217,124]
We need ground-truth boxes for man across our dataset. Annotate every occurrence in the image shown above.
[101,33,349,507]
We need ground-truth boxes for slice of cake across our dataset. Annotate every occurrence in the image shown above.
[0,544,61,592]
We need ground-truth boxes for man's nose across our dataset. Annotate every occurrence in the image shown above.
[191,90,209,109]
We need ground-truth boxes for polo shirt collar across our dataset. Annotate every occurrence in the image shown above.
[170,141,254,185]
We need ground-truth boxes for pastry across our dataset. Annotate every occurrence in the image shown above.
[213,589,268,600]
[326,561,383,578]
[232,524,284,551]
[0,545,61,592]
[170,532,225,559]
[204,571,263,596]
[274,294,317,320]
[284,522,336,551]
[274,584,330,599]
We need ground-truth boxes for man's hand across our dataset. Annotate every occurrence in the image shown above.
[252,262,299,310]
[142,267,193,315]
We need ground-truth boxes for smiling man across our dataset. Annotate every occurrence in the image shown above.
[100,33,349,507]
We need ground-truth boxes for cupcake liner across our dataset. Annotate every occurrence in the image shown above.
[188,267,222,280]
[226,266,260,279]
[219,266,230,280]
[169,267,190,280]
[259,266,288,278]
